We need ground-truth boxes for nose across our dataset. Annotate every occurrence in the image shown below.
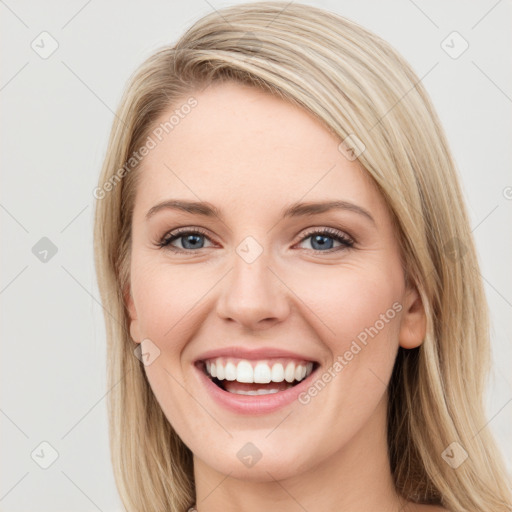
[215,248,291,330]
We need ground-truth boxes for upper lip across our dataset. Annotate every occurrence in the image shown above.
[194,346,319,363]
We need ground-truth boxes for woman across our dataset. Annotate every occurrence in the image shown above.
[93,2,512,511]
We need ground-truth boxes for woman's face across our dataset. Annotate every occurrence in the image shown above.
[126,81,425,481]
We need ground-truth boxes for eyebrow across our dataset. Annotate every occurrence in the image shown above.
[145,199,375,225]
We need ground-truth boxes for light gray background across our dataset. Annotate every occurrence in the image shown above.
[1,1,511,510]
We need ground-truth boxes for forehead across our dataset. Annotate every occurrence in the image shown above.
[133,81,385,219]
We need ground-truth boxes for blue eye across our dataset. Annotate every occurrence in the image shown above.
[158,228,212,251]
[298,228,354,252]
[157,227,354,253]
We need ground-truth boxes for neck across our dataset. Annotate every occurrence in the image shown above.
[192,394,404,512]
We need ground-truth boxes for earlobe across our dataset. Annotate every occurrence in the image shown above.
[398,283,427,349]
[124,284,141,344]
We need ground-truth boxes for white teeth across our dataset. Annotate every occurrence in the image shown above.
[236,361,253,383]
[229,388,281,395]
[203,357,315,384]
[271,363,284,382]
[225,362,237,381]
[294,365,304,381]
[254,362,272,383]
[284,362,296,383]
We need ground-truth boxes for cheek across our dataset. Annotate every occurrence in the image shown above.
[129,256,215,431]
[291,263,403,356]
[289,264,403,423]
[130,253,215,351]
[127,247,405,476]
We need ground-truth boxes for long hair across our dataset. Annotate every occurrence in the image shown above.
[93,2,512,511]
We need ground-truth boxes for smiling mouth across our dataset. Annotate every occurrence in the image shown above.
[197,357,319,395]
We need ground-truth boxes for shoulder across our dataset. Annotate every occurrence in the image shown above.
[419,505,449,512]
[407,504,449,512]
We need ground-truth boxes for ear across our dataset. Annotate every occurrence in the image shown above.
[398,280,427,349]
[124,284,142,344]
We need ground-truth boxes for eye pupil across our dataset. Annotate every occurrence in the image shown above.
[311,234,334,250]
[162,229,351,253]
[182,234,204,249]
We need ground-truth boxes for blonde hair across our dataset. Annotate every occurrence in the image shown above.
[93,2,512,511]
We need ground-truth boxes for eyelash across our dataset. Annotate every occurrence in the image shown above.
[156,226,355,254]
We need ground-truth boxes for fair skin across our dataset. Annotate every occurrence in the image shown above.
[126,81,447,511]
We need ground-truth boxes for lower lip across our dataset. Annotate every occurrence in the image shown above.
[195,363,318,415]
